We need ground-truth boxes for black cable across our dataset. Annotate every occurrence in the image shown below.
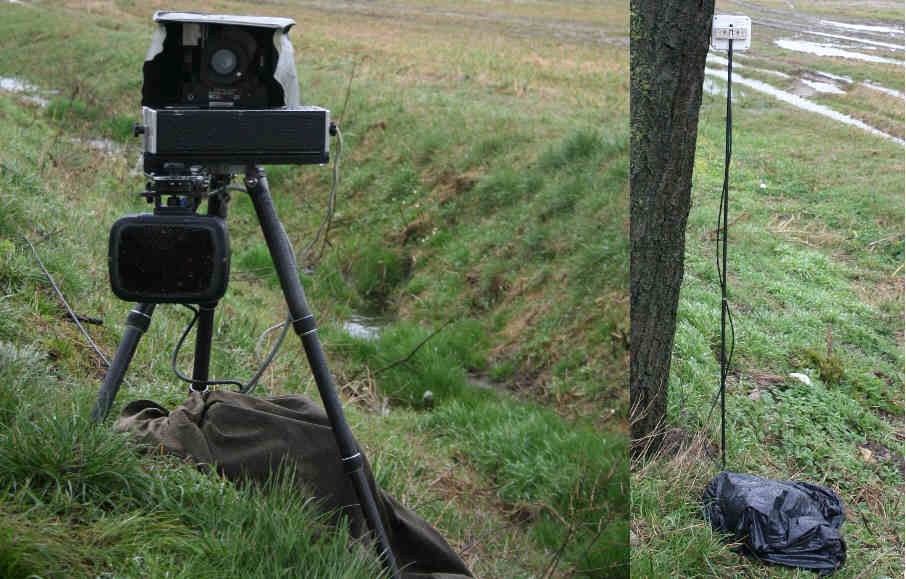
[299,124,343,264]
[717,39,735,471]
[172,305,243,390]
[704,39,739,470]
[23,234,112,367]
[170,305,291,394]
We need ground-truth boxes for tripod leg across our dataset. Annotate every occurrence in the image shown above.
[91,303,156,421]
[245,167,400,579]
[190,187,229,391]
[191,302,217,389]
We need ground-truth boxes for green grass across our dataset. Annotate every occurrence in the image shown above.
[427,397,629,572]
[632,37,904,577]
[0,340,382,578]
[0,1,628,577]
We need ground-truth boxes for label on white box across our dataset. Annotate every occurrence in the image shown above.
[711,15,751,51]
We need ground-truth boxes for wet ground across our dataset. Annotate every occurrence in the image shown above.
[705,1,904,143]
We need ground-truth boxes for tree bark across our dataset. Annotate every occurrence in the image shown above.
[629,0,715,457]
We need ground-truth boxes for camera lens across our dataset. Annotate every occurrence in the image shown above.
[210,48,238,76]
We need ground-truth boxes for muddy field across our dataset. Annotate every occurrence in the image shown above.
[707,0,904,141]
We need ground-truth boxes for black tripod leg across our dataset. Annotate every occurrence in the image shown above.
[91,303,156,421]
[191,302,217,389]
[245,167,400,579]
[190,186,229,392]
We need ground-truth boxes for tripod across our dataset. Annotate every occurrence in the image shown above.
[92,166,400,578]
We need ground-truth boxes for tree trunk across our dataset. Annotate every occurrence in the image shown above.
[629,0,715,457]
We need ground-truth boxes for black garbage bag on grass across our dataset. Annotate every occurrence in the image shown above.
[702,471,846,575]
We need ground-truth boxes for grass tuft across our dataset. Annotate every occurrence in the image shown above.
[0,407,153,511]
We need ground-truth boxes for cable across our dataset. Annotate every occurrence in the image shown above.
[240,313,291,394]
[170,304,292,394]
[171,305,243,391]
[715,39,736,471]
[253,316,292,366]
[299,124,342,264]
[23,234,112,368]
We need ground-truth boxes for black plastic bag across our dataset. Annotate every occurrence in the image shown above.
[702,471,846,575]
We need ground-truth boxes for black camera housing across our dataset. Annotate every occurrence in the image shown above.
[139,12,329,171]
[142,17,281,110]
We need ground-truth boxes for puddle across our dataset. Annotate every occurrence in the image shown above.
[813,71,903,99]
[704,67,904,145]
[0,76,49,105]
[775,39,902,64]
[702,77,724,96]
[468,373,513,395]
[860,81,905,99]
[342,315,388,340]
[800,79,846,95]
[13,94,48,106]
[1,76,143,172]
[816,71,853,83]
[819,20,904,37]
[0,77,38,92]
[809,31,905,51]
[702,77,743,100]
[0,75,57,106]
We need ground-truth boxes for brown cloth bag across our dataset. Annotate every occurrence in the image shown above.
[114,391,472,579]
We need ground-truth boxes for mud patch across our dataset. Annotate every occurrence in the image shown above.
[0,76,56,106]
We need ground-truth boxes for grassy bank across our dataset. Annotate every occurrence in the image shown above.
[0,0,627,576]
[631,2,904,575]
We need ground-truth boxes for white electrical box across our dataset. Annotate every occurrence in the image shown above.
[711,15,751,51]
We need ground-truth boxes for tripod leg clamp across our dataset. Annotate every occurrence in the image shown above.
[126,308,153,333]
[341,451,364,474]
[292,314,318,337]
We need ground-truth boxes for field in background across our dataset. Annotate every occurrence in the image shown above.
[0,1,628,576]
[632,1,904,577]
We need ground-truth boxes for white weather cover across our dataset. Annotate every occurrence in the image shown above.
[144,12,301,107]
[145,24,166,62]
[273,30,300,107]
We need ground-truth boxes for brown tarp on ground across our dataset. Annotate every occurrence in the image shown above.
[114,391,472,578]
